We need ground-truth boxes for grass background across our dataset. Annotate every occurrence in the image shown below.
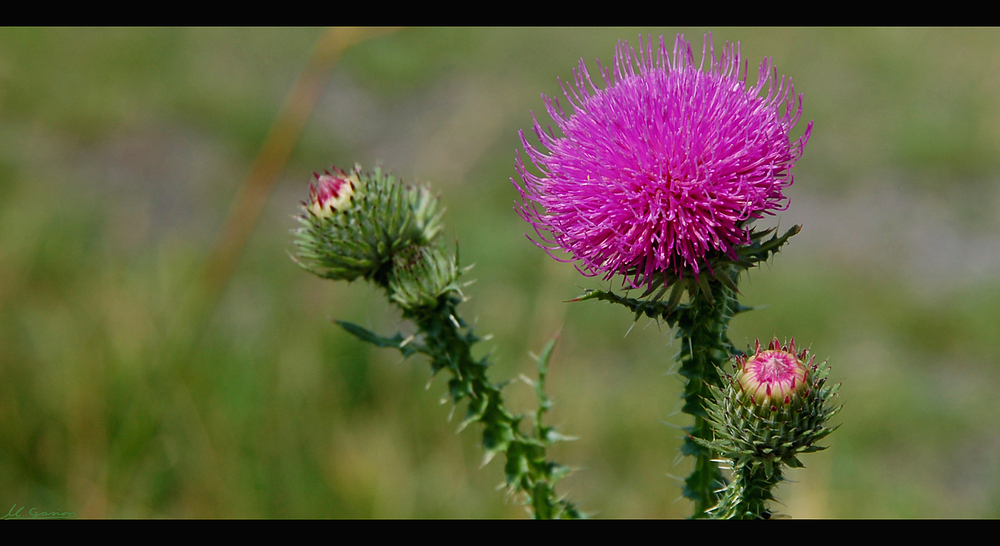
[2,27,1000,518]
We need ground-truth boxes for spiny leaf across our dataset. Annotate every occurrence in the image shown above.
[336,320,422,358]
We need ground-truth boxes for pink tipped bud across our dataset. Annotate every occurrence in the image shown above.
[308,168,357,218]
[737,338,809,407]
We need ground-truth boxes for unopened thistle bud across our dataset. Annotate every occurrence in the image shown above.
[387,244,460,311]
[736,337,809,410]
[308,168,357,217]
[293,164,445,285]
[701,337,841,519]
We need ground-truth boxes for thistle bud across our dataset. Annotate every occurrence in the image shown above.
[387,244,460,311]
[735,337,808,410]
[293,164,445,285]
[700,337,841,518]
[710,338,839,459]
[307,168,356,218]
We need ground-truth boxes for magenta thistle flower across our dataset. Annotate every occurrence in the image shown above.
[513,34,812,288]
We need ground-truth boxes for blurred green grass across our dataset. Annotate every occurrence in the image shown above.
[2,27,1000,518]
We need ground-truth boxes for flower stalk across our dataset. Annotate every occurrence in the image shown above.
[677,266,739,517]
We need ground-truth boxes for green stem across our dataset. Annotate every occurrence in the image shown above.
[346,291,582,519]
[709,461,783,520]
[408,296,581,519]
[678,266,740,518]
[567,272,742,518]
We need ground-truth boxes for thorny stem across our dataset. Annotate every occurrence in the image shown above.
[570,273,741,518]
[342,290,582,519]
[709,460,783,520]
[678,266,740,518]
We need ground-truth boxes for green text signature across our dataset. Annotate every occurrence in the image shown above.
[2,504,76,520]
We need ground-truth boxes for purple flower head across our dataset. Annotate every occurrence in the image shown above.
[513,34,812,288]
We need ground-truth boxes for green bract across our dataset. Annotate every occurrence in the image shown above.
[387,244,460,311]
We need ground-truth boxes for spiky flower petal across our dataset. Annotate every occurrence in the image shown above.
[513,34,811,289]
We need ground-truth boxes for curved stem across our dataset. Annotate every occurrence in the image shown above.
[407,296,582,519]
[342,291,582,519]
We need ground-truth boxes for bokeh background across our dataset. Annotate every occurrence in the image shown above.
[2,27,999,518]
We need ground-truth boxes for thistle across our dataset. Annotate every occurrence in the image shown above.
[294,164,582,518]
[700,338,842,519]
[293,164,444,286]
[513,33,812,517]
[513,33,810,290]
